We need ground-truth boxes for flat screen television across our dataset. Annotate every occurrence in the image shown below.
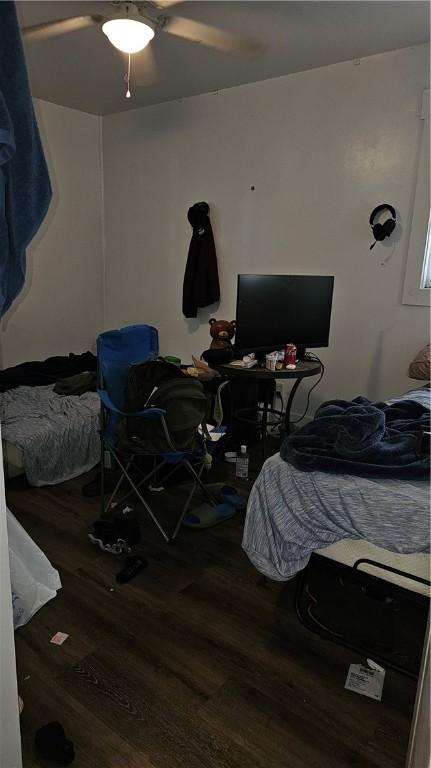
[234,274,334,356]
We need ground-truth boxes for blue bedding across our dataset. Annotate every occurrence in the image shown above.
[281,395,430,479]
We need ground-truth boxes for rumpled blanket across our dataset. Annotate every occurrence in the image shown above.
[243,454,430,581]
[0,385,100,486]
[281,396,430,479]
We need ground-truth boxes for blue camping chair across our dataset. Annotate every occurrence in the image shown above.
[97,324,216,542]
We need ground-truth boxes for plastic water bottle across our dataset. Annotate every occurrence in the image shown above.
[235,445,249,480]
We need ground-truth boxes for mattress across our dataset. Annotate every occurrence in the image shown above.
[2,440,25,479]
[316,539,430,597]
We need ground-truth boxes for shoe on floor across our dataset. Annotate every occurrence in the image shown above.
[183,501,237,529]
[35,721,75,766]
[116,555,148,584]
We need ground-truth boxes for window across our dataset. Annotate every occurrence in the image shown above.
[402,89,430,306]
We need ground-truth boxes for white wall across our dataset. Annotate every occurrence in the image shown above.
[103,44,430,409]
[0,100,104,368]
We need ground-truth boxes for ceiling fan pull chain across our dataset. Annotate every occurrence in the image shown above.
[126,52,131,98]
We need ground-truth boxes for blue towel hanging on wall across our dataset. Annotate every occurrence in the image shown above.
[0,2,52,318]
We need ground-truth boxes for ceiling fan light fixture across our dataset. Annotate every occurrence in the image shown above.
[102,17,155,54]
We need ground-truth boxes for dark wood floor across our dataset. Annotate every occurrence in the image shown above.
[9,454,417,768]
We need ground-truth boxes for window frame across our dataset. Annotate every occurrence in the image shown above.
[402,88,430,307]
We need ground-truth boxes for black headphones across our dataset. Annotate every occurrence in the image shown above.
[369,204,396,250]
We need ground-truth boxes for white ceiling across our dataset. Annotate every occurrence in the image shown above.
[17,1,430,116]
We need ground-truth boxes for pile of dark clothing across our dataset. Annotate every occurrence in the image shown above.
[0,351,97,394]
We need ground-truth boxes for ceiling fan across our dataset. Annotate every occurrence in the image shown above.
[22,1,263,97]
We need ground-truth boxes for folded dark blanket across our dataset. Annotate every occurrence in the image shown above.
[281,396,430,479]
[0,352,97,392]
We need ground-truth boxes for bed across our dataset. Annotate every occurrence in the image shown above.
[242,387,430,584]
[0,385,100,486]
[243,386,430,674]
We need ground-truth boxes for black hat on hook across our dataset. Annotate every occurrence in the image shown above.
[369,204,396,250]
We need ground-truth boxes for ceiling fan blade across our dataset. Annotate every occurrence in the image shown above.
[163,16,263,57]
[22,15,102,42]
[123,46,157,87]
[154,0,185,7]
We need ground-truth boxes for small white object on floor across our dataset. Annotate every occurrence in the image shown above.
[345,662,385,701]
[18,696,24,715]
[50,631,69,646]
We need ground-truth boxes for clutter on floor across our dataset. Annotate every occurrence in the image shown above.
[88,512,141,556]
[35,722,75,766]
[345,661,385,702]
[12,464,419,768]
[89,508,148,584]
[183,482,248,529]
[50,632,69,646]
[116,555,148,584]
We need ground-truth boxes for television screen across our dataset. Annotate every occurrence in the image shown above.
[234,274,334,355]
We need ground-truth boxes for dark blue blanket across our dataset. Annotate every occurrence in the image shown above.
[0,2,52,318]
[281,396,430,479]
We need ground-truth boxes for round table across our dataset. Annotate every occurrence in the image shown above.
[213,360,322,456]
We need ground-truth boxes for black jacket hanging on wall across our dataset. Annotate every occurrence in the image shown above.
[182,202,220,318]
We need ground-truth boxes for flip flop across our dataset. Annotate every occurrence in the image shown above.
[204,482,248,510]
[183,501,237,529]
[220,484,248,510]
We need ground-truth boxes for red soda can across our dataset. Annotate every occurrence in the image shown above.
[284,343,297,366]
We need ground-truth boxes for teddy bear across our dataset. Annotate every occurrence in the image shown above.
[209,318,236,351]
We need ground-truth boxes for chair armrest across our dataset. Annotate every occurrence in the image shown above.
[97,389,166,419]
